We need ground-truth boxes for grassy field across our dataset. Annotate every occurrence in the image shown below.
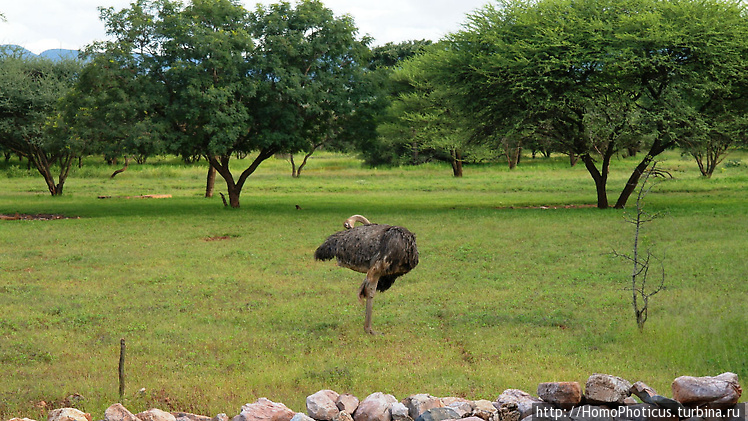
[0,150,746,420]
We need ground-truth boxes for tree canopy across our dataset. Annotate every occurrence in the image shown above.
[431,0,748,207]
[81,0,370,207]
[0,51,82,195]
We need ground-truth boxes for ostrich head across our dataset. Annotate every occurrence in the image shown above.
[344,214,371,229]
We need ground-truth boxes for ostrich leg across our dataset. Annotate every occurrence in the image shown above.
[363,265,383,335]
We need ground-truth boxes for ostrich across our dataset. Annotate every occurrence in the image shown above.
[315,215,419,335]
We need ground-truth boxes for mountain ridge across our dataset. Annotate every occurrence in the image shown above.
[1,44,80,61]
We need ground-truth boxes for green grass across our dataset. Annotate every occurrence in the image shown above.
[0,150,746,420]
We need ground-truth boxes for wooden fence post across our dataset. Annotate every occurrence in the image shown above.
[119,338,126,400]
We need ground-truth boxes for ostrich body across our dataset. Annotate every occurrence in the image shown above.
[315,215,419,335]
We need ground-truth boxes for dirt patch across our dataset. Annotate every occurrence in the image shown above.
[0,213,79,221]
[204,236,232,241]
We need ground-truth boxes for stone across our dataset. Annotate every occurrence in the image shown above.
[472,400,498,421]
[105,404,140,421]
[291,414,316,421]
[537,382,583,410]
[445,401,473,418]
[213,415,229,421]
[333,412,353,421]
[495,402,520,421]
[353,392,398,421]
[401,395,444,420]
[234,398,296,421]
[136,409,176,421]
[584,374,632,405]
[496,389,542,420]
[307,390,341,421]
[390,403,413,421]
[671,372,742,408]
[440,398,468,406]
[413,407,460,421]
[337,395,360,414]
[9,418,37,421]
[47,408,92,421]
[629,382,658,402]
[172,413,212,421]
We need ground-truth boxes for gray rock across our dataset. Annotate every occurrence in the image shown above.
[333,413,353,421]
[105,404,139,421]
[337,395,360,414]
[629,382,658,402]
[291,414,316,421]
[48,408,92,421]
[495,402,520,421]
[537,382,582,410]
[472,400,498,421]
[445,401,473,419]
[413,408,460,421]
[390,403,412,421]
[354,393,398,421]
[671,372,742,408]
[496,390,542,420]
[307,390,341,421]
[584,374,632,405]
[401,395,444,420]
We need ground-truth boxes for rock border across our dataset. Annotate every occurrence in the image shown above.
[8,372,744,421]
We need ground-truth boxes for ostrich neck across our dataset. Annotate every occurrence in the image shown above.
[347,215,371,226]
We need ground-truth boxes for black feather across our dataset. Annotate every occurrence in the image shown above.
[315,223,419,292]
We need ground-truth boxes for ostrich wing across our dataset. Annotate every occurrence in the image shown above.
[315,224,390,273]
[315,224,419,278]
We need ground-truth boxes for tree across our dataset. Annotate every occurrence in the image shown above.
[59,47,166,173]
[443,0,748,208]
[379,44,493,176]
[0,52,82,195]
[613,162,670,331]
[357,40,433,167]
[92,0,369,207]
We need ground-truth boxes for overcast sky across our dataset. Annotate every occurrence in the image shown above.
[0,0,490,54]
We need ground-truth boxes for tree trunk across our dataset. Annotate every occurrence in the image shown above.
[450,149,463,177]
[227,184,241,208]
[505,140,521,169]
[207,147,277,208]
[614,133,672,209]
[110,156,130,178]
[205,163,216,197]
[290,154,299,178]
[569,152,579,167]
[615,155,653,209]
[581,154,609,209]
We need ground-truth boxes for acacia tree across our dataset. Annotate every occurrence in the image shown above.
[442,0,748,208]
[0,53,82,195]
[92,0,369,207]
[379,44,494,177]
